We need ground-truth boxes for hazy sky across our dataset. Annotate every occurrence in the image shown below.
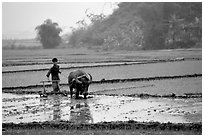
[2,2,117,39]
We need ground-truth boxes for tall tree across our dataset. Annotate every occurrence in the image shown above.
[35,19,62,49]
[68,2,201,50]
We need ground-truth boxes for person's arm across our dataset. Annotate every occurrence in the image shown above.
[46,67,52,81]
[58,65,61,74]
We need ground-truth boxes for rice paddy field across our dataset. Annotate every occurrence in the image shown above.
[2,48,202,135]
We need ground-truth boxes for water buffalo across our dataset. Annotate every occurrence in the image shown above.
[68,70,92,99]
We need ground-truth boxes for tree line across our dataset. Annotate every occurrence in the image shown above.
[35,2,201,50]
[68,2,202,50]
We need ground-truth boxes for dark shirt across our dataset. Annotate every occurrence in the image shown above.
[46,64,61,80]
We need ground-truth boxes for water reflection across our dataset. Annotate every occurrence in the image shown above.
[52,95,61,121]
[39,95,62,121]
[39,95,93,123]
[69,99,93,124]
[39,97,47,116]
[3,93,202,124]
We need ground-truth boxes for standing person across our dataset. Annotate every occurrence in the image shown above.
[46,58,61,93]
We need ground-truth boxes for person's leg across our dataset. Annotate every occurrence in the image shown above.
[52,81,58,93]
[56,81,60,92]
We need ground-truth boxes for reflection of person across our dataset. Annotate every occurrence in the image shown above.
[70,101,93,124]
[53,95,61,121]
[39,95,61,121]
[46,58,61,93]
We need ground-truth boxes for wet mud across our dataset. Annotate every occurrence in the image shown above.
[2,49,202,135]
[3,72,202,125]
[2,121,202,135]
[2,93,202,124]
[2,92,202,135]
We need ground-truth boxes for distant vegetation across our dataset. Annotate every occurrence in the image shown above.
[68,2,202,50]
[3,3,201,51]
[2,39,42,50]
[2,39,69,50]
[35,19,62,49]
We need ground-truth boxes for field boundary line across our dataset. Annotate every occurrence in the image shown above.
[3,58,200,73]
[2,73,202,90]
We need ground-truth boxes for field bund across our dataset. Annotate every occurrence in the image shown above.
[2,60,202,88]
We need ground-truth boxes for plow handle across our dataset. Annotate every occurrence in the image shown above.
[40,80,60,94]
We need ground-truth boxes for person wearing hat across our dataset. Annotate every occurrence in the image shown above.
[46,58,61,93]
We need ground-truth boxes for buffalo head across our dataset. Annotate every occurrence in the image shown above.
[75,73,92,94]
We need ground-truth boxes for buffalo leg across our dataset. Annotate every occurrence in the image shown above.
[75,89,80,99]
[70,86,73,98]
[84,93,88,99]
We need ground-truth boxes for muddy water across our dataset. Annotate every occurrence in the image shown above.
[2,60,202,87]
[2,62,133,72]
[90,77,202,96]
[2,93,201,124]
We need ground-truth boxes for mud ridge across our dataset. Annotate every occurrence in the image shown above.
[93,73,202,84]
[2,96,39,103]
[2,58,198,73]
[3,89,202,99]
[2,74,202,92]
[2,121,202,133]
[91,84,155,92]
[2,60,137,67]
[3,57,195,67]
[90,93,202,99]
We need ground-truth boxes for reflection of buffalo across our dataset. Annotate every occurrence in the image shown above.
[68,70,92,99]
[69,101,93,124]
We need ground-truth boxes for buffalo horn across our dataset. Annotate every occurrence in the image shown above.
[88,73,92,83]
[75,77,82,84]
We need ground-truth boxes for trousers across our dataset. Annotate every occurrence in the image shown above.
[52,81,60,92]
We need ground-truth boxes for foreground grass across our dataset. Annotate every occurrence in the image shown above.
[2,121,202,135]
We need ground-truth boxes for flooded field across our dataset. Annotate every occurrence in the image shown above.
[2,76,202,124]
[2,94,202,124]
[2,48,202,134]
[2,60,202,87]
